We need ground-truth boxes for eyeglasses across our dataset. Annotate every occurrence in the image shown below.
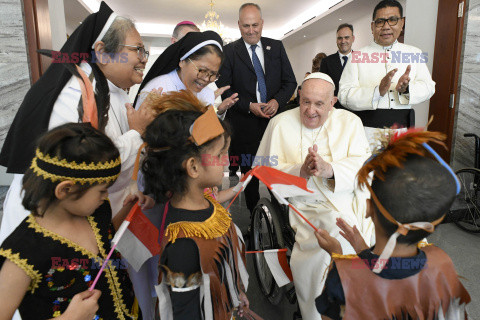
[373,16,402,28]
[120,44,149,61]
[188,58,220,82]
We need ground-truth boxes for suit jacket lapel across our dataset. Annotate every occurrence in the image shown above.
[262,37,272,78]
[235,39,255,74]
[334,52,343,74]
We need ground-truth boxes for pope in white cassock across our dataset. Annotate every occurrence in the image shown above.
[338,1,435,148]
[256,73,373,320]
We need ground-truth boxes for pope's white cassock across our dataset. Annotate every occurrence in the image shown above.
[338,41,435,147]
[256,107,373,320]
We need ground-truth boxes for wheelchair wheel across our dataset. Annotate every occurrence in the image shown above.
[450,168,480,233]
[251,198,286,305]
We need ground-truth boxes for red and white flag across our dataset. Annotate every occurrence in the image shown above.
[228,166,319,231]
[114,203,162,271]
[250,166,316,202]
[264,249,293,287]
[231,166,315,201]
[248,248,293,287]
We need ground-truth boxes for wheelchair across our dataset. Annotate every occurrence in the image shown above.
[249,190,298,307]
[447,133,480,232]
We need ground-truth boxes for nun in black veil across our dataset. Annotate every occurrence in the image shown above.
[0,1,156,247]
[133,30,238,117]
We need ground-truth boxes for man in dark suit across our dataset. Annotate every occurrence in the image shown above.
[320,23,355,109]
[216,3,296,214]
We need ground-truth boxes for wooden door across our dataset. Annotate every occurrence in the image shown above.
[23,0,52,84]
[428,0,466,161]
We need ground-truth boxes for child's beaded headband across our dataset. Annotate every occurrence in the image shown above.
[30,148,121,185]
[357,129,460,273]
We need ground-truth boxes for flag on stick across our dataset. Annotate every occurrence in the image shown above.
[89,203,162,290]
[227,166,319,231]
[114,203,162,271]
[246,249,293,287]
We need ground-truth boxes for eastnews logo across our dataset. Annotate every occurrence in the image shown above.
[201,154,279,167]
[51,51,129,64]
[51,257,128,270]
[351,51,428,64]
[352,258,427,270]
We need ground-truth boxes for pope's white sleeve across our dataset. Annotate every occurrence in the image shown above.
[256,120,302,177]
[329,117,371,193]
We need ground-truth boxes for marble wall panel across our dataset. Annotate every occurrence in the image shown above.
[0,0,31,185]
[453,0,480,170]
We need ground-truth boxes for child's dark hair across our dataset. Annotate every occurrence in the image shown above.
[141,92,230,203]
[371,154,457,244]
[22,123,120,216]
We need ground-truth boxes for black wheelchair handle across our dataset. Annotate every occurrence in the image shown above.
[464,133,480,169]
[464,133,479,139]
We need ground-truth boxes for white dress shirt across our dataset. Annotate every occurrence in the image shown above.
[339,41,435,110]
[338,51,352,67]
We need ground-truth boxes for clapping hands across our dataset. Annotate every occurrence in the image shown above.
[300,144,334,179]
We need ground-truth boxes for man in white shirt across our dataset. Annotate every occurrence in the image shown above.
[320,23,355,109]
[338,0,435,146]
[216,3,296,215]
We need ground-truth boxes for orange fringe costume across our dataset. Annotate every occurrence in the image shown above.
[155,194,249,320]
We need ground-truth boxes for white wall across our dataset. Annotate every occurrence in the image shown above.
[404,0,439,127]
[48,0,67,50]
[285,12,373,84]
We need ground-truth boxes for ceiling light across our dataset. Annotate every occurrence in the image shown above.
[200,0,225,37]
[276,0,343,39]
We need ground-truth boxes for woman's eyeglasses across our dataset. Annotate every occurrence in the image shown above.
[373,16,402,28]
[120,44,149,61]
[188,58,220,82]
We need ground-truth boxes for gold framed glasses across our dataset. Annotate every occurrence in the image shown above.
[120,44,149,60]
[188,58,220,82]
[373,16,402,28]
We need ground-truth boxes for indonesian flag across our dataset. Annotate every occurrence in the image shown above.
[228,166,320,231]
[114,203,162,271]
[234,167,321,287]
[231,166,316,200]
[250,249,293,287]
[250,166,316,202]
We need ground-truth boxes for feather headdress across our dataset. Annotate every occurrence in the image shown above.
[357,128,460,273]
[357,129,447,188]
